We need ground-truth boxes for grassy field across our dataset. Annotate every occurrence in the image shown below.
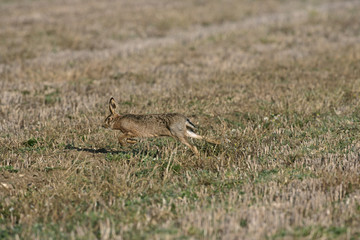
[1,0,360,239]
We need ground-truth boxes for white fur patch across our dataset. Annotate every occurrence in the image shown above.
[186,130,203,139]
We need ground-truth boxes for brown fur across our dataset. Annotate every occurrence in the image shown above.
[102,97,219,155]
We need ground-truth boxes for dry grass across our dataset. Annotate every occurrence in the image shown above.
[1,0,360,239]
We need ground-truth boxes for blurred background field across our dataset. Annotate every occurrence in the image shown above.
[1,0,360,239]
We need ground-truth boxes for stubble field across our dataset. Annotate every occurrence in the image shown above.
[1,0,360,239]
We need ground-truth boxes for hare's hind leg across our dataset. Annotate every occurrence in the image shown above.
[186,130,204,140]
[186,130,220,145]
[176,136,199,156]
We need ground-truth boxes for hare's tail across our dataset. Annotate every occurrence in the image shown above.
[186,128,220,145]
[185,118,220,145]
[186,119,196,130]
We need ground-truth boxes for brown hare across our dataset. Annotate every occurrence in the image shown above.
[102,97,219,155]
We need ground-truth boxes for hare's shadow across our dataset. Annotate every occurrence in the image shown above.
[64,144,160,157]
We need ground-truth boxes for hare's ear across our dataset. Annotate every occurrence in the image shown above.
[109,97,116,114]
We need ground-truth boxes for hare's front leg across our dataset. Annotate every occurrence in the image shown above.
[118,133,137,146]
[126,139,137,145]
[118,133,129,146]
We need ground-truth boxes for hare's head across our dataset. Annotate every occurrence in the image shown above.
[103,97,119,129]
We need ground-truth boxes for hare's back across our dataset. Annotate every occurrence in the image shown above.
[119,113,186,136]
